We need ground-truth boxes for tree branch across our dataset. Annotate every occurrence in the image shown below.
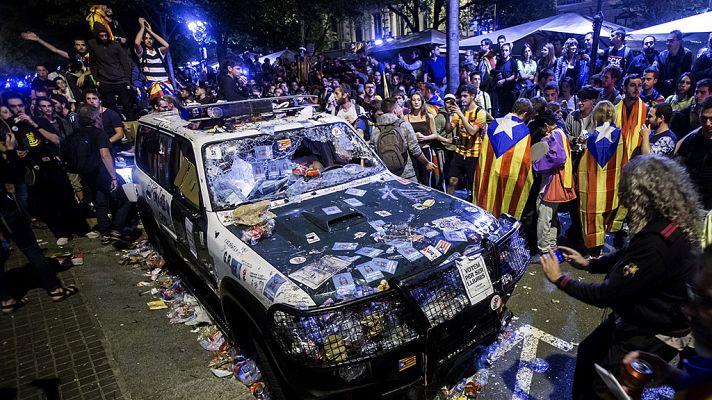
[388,5,417,32]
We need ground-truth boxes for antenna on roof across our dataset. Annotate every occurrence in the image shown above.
[181,96,320,122]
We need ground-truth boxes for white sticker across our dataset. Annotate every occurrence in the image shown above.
[343,198,364,207]
[345,188,366,197]
[375,210,392,217]
[289,256,307,265]
[323,206,342,215]
[456,255,494,306]
[490,294,502,311]
[306,232,320,244]
[419,245,443,261]
[205,145,223,159]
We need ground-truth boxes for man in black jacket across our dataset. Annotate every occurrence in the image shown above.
[88,24,134,119]
[656,30,693,98]
[218,58,248,101]
[541,155,702,399]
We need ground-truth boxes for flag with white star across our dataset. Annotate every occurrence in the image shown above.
[486,114,531,158]
[475,113,533,219]
[586,122,622,167]
[578,121,630,248]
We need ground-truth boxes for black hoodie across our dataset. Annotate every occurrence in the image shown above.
[88,25,131,84]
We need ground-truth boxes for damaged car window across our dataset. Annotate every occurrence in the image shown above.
[203,122,384,210]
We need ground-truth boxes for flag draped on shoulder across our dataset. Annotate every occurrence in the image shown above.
[614,99,646,161]
[577,121,628,248]
[475,113,532,219]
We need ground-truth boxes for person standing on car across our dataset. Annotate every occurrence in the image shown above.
[73,104,132,245]
[541,154,702,399]
[371,98,435,182]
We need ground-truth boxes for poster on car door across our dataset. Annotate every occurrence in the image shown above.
[456,255,494,306]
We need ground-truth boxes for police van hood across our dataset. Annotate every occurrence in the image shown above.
[226,179,504,306]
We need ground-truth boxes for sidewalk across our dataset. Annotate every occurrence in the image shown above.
[0,230,247,400]
[0,267,125,400]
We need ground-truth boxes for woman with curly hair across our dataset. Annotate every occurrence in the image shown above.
[541,154,703,399]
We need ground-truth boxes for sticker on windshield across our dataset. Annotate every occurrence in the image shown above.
[323,206,342,215]
[456,255,494,305]
[331,126,344,137]
[254,145,273,160]
[205,145,223,159]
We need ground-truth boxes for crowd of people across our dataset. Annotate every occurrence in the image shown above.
[1,5,712,397]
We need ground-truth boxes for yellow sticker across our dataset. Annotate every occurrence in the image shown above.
[398,354,417,372]
[623,263,639,277]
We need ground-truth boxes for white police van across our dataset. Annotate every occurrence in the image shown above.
[133,98,530,399]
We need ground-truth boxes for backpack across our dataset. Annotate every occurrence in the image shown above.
[376,120,408,176]
[61,127,101,174]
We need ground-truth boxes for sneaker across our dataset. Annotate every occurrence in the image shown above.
[56,237,69,246]
[85,231,100,239]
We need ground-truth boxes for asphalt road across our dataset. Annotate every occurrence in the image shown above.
[9,226,608,400]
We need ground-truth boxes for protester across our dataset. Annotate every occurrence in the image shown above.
[671,78,711,138]
[475,98,534,219]
[692,32,712,81]
[403,92,440,188]
[73,104,132,244]
[601,28,632,73]
[371,98,435,182]
[446,85,487,199]
[87,24,134,119]
[640,67,666,107]
[675,95,712,210]
[640,103,677,156]
[542,154,702,399]
[0,131,79,315]
[627,35,658,76]
[532,109,575,258]
[656,30,693,98]
[665,72,696,111]
[134,17,173,100]
[577,101,631,251]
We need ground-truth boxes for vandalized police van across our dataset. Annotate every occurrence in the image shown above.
[133,99,531,399]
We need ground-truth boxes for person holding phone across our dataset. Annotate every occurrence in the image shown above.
[540,154,702,399]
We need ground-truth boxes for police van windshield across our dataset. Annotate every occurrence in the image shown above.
[203,122,384,211]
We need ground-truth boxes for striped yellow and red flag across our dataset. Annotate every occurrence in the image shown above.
[578,121,629,248]
[614,99,646,161]
[475,114,533,220]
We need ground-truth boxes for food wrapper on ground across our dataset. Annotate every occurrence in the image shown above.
[147,300,168,310]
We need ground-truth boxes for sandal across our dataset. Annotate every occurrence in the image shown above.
[49,285,79,302]
[1,297,29,315]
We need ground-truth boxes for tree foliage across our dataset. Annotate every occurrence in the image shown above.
[608,0,708,28]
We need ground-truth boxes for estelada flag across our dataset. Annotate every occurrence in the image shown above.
[578,121,629,248]
[475,113,532,219]
[614,99,646,161]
